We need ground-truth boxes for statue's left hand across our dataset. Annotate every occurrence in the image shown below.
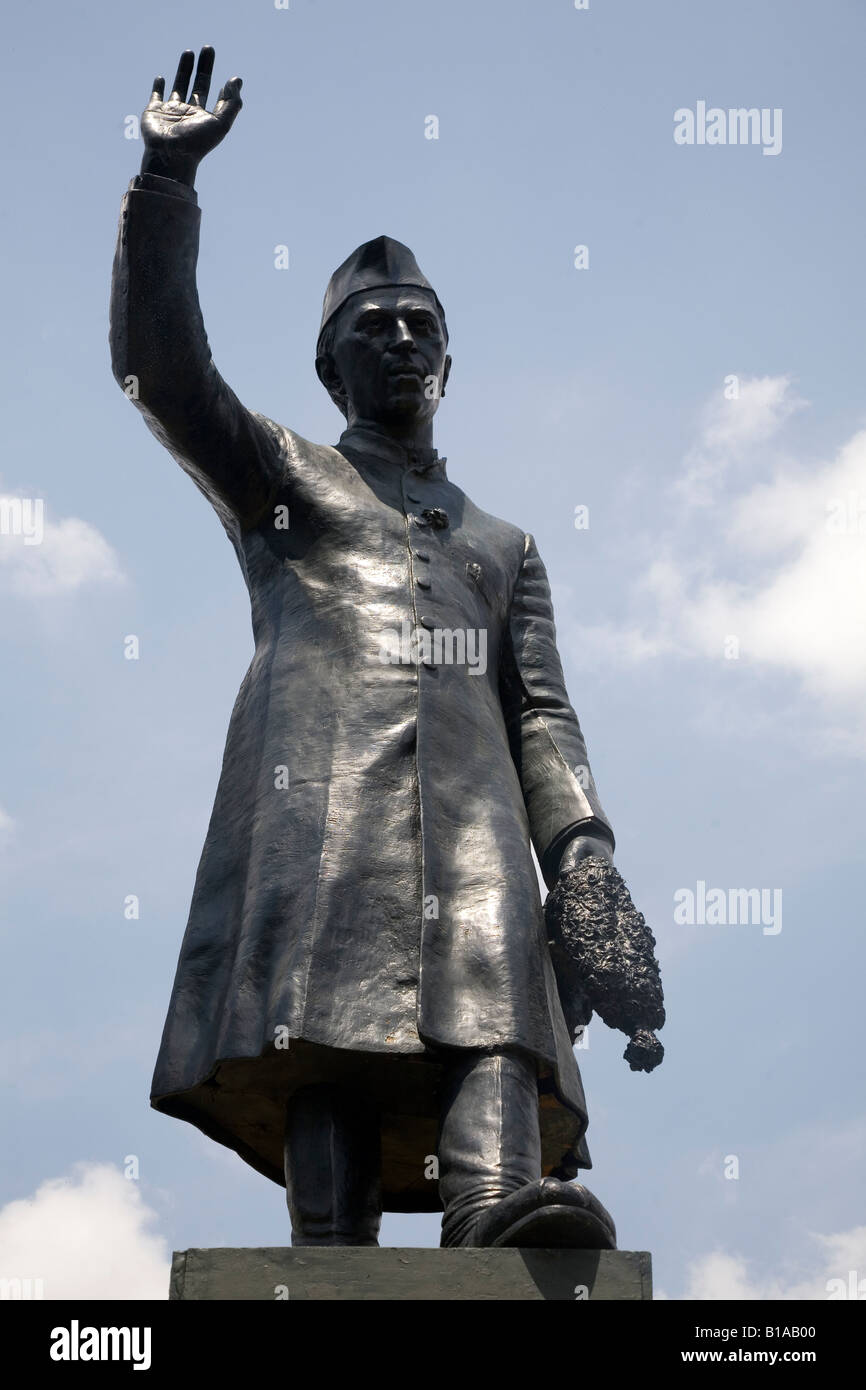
[557,833,613,876]
[545,854,666,1072]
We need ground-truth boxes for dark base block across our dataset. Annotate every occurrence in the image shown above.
[169,1247,652,1300]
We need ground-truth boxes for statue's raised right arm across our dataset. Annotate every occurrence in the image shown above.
[110,47,283,530]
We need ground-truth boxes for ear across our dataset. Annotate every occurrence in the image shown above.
[441,353,452,398]
[315,352,340,396]
[316,352,348,415]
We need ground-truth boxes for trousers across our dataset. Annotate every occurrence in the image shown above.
[284,1048,542,1246]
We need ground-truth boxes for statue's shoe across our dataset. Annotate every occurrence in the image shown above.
[465,1178,617,1250]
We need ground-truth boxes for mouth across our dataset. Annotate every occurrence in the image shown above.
[388,366,424,381]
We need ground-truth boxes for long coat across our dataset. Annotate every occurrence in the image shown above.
[110,173,615,1211]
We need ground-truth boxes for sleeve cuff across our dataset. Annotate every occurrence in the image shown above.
[541,818,616,885]
[129,172,199,205]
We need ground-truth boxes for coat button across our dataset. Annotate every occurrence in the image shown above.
[418,615,435,629]
[415,576,431,589]
[422,507,449,529]
[414,550,430,562]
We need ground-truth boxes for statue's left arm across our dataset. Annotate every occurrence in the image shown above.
[502,535,666,1067]
[500,533,615,889]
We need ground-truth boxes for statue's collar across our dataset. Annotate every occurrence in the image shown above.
[336,425,447,476]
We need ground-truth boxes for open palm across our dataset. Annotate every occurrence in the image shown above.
[141,47,242,183]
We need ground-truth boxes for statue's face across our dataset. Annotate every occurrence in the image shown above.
[318,288,451,427]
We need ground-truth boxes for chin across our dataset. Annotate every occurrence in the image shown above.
[378,399,429,426]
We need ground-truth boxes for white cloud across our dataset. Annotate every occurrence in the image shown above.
[575,377,866,742]
[0,805,14,835]
[567,620,668,667]
[0,1163,170,1300]
[676,375,806,506]
[0,495,124,597]
[670,428,866,704]
[668,1226,866,1300]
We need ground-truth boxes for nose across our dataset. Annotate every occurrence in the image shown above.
[391,318,416,350]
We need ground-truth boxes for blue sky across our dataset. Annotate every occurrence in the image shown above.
[1,0,864,1300]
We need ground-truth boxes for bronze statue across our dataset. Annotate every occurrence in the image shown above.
[110,47,664,1250]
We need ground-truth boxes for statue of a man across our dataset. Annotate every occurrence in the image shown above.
[111,47,650,1249]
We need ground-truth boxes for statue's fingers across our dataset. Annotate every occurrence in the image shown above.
[170,49,195,102]
[190,45,215,107]
[213,76,243,126]
[148,76,165,106]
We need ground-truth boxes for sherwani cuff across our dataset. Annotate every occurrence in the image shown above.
[129,172,199,205]
[541,818,616,887]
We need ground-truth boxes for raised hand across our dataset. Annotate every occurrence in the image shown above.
[140,46,243,186]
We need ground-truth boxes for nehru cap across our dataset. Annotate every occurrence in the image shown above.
[318,235,447,345]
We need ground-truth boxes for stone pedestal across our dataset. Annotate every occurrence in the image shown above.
[169,1247,652,1300]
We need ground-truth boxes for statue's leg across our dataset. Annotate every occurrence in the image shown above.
[437,1049,541,1248]
[284,1083,382,1246]
[437,1049,616,1249]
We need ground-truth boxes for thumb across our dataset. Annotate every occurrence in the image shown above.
[214,76,243,126]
